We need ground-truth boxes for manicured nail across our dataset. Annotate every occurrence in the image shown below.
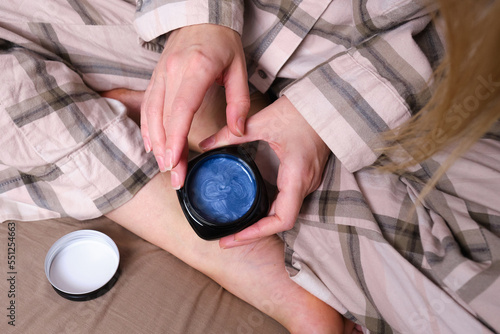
[220,237,258,249]
[156,156,167,172]
[171,170,181,190]
[233,227,260,242]
[220,239,236,249]
[164,149,173,171]
[220,233,259,248]
[237,117,245,136]
[144,138,152,153]
[199,136,215,151]
[219,235,235,249]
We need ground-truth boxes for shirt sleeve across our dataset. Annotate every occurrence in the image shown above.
[134,0,245,42]
[282,3,442,173]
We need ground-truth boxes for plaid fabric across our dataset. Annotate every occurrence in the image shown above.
[136,0,500,332]
[136,0,441,172]
[283,134,500,333]
[2,1,499,332]
[0,0,160,221]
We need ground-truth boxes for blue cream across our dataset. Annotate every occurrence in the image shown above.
[187,154,257,224]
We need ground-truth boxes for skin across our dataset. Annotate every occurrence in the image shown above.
[199,96,331,248]
[105,171,347,334]
[101,86,358,334]
[102,22,360,332]
[140,24,250,189]
[138,23,331,247]
[102,87,331,248]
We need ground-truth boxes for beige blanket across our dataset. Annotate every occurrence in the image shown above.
[0,217,287,333]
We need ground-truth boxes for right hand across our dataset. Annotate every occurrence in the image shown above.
[141,24,251,189]
[199,96,331,248]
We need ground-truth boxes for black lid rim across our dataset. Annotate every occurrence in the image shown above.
[177,145,270,240]
[51,268,120,302]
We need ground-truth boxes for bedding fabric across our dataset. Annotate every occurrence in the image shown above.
[0,217,287,333]
[1,0,499,333]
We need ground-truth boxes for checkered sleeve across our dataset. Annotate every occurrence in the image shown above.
[283,1,442,173]
[0,43,158,222]
[134,0,245,42]
[283,134,500,333]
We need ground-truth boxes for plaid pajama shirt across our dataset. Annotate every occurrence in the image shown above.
[0,0,161,221]
[1,0,499,332]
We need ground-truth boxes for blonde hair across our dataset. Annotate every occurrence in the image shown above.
[381,0,500,199]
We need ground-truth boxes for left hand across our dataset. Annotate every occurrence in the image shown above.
[141,24,250,189]
[199,96,331,248]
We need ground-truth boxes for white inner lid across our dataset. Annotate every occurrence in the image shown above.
[46,231,119,295]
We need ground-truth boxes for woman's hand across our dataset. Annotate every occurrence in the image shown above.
[141,24,250,189]
[199,96,331,248]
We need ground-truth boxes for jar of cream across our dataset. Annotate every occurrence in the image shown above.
[176,145,269,240]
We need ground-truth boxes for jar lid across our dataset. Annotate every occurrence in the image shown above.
[45,230,120,301]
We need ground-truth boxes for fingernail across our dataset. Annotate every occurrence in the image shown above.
[156,156,167,172]
[171,170,181,190]
[233,228,260,242]
[234,235,259,243]
[199,136,215,151]
[220,237,258,249]
[237,117,245,136]
[144,138,152,153]
[220,238,236,249]
[219,235,235,249]
[164,149,173,171]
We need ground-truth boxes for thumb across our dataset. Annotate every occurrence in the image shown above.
[198,113,262,150]
[198,125,248,151]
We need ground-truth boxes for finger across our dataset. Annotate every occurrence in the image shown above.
[198,113,262,151]
[140,106,151,153]
[223,63,250,137]
[164,69,216,173]
[143,75,169,171]
[238,188,302,240]
[140,77,155,153]
[170,141,189,190]
[224,163,306,246]
[198,125,230,151]
[219,235,260,249]
[218,216,289,249]
[267,163,307,233]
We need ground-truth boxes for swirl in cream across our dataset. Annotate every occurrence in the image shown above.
[187,154,257,224]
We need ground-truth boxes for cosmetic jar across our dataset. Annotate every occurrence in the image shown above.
[45,230,120,301]
[177,145,269,240]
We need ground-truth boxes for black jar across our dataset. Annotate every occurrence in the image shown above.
[176,145,269,240]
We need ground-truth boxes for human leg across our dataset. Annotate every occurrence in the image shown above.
[0,3,345,331]
[99,83,349,333]
[105,171,346,334]
[0,37,345,334]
